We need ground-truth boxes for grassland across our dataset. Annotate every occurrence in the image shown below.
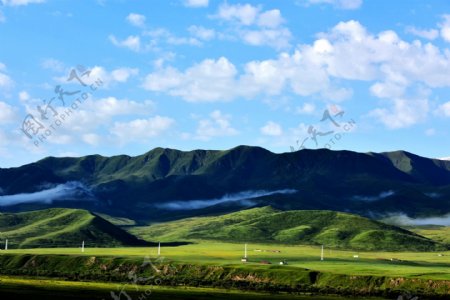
[0,276,382,300]
[1,241,450,298]
[129,206,444,251]
[0,208,146,248]
[3,242,450,279]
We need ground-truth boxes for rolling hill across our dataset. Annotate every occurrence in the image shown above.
[0,146,450,221]
[0,208,147,248]
[129,207,445,251]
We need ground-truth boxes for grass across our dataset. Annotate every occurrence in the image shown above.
[0,208,146,248]
[0,276,381,300]
[129,206,444,251]
[2,241,450,280]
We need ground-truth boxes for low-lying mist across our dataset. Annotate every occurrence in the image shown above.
[156,189,298,210]
[0,181,95,206]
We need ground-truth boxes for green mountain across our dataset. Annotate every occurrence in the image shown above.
[1,146,450,221]
[0,208,147,248]
[129,207,445,251]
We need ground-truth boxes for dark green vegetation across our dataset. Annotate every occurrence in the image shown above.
[0,208,147,248]
[130,207,445,251]
[0,277,386,300]
[0,254,446,299]
[0,146,449,221]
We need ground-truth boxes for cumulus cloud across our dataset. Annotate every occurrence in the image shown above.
[439,15,450,42]
[142,20,450,129]
[436,101,450,117]
[261,121,283,136]
[370,98,429,129]
[1,0,45,6]
[188,25,215,40]
[156,189,298,210]
[41,58,65,72]
[143,57,238,102]
[296,103,316,114]
[109,35,141,52]
[195,110,238,140]
[0,63,14,90]
[0,181,95,207]
[406,26,439,40]
[302,0,363,10]
[126,13,146,28]
[214,3,291,49]
[0,101,17,123]
[183,0,208,8]
[352,190,395,201]
[111,116,175,143]
[59,66,138,87]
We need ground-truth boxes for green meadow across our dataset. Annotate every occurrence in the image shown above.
[2,241,450,279]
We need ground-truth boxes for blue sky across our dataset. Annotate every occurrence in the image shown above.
[0,0,450,167]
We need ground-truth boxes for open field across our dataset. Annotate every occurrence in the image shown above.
[2,241,450,280]
[0,276,387,300]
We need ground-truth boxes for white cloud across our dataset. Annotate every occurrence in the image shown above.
[296,103,316,114]
[216,3,260,26]
[111,116,174,143]
[82,133,101,146]
[260,121,283,136]
[18,90,30,101]
[257,9,284,28]
[1,0,45,6]
[0,11,5,23]
[241,28,291,49]
[111,67,139,82]
[370,98,429,129]
[41,58,64,72]
[188,25,215,40]
[440,15,450,42]
[143,19,450,130]
[0,101,17,123]
[60,66,138,87]
[437,101,450,117]
[126,13,146,28]
[144,27,202,47]
[143,57,238,102]
[304,0,362,10]
[406,26,439,40]
[0,63,13,90]
[214,3,291,50]
[109,35,141,52]
[196,110,238,140]
[183,0,208,8]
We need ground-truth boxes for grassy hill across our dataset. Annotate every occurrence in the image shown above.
[129,207,445,251]
[0,208,147,248]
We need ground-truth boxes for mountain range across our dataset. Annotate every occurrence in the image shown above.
[0,146,449,222]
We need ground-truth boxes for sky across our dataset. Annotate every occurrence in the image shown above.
[0,0,450,167]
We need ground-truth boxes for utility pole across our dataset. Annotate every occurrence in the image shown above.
[321,245,324,261]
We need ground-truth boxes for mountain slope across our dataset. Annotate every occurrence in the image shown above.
[0,146,450,221]
[0,208,147,248]
[129,207,444,251]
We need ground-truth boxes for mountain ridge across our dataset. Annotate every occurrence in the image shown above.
[0,146,449,221]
